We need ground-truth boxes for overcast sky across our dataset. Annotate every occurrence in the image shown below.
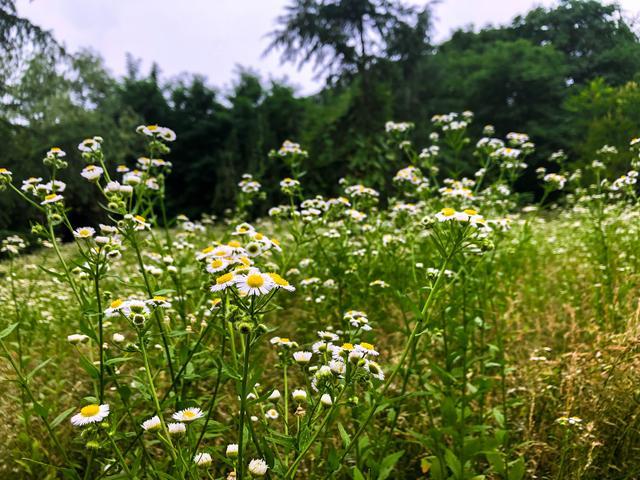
[15,0,639,95]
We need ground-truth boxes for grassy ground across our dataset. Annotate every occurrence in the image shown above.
[1,205,639,479]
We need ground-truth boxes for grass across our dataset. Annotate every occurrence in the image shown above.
[1,120,639,479]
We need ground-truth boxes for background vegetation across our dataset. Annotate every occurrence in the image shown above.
[1,0,639,232]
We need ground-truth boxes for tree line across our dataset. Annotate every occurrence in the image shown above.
[1,0,639,235]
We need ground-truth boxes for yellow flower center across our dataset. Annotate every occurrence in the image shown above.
[342,343,354,351]
[360,342,375,350]
[147,125,158,131]
[441,208,455,217]
[110,299,123,309]
[246,273,265,288]
[44,194,58,201]
[268,273,289,287]
[201,246,213,254]
[239,257,251,266]
[254,233,264,240]
[79,229,91,236]
[134,215,146,223]
[80,404,100,417]
[0,168,8,173]
[228,240,241,248]
[153,296,167,301]
[280,338,290,343]
[463,209,477,216]
[51,147,61,152]
[182,410,196,419]
[211,259,224,268]
[216,272,234,285]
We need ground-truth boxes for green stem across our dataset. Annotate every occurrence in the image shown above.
[138,334,177,461]
[237,333,252,480]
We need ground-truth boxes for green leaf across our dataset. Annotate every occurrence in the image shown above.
[444,448,462,478]
[338,422,351,448]
[32,401,48,418]
[51,407,75,428]
[441,397,457,427]
[0,323,18,340]
[377,450,404,480]
[79,355,99,379]
[105,357,130,366]
[508,457,525,480]
[153,288,176,296]
[353,466,366,480]
[485,452,505,475]
[26,358,54,382]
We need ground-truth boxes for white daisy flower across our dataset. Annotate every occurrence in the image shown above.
[291,389,307,403]
[78,137,102,153]
[124,214,150,230]
[194,452,212,466]
[317,331,339,342]
[105,298,125,317]
[270,337,298,348]
[244,241,263,257]
[265,408,279,420]
[211,272,236,292]
[167,422,186,436]
[293,351,312,364]
[234,270,275,296]
[268,389,281,401]
[355,342,379,356]
[41,193,63,205]
[172,407,204,422]
[67,334,89,344]
[73,227,96,239]
[435,207,457,222]
[141,415,161,431]
[206,258,229,274]
[365,360,385,381]
[70,404,109,426]
[81,165,103,181]
[248,459,268,477]
[320,394,333,406]
[267,273,295,292]
[232,223,255,235]
[226,443,239,458]
[329,359,346,375]
[46,147,66,158]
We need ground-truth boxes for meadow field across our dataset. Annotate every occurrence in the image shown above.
[1,115,639,480]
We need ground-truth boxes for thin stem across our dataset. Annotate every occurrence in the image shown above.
[237,333,252,480]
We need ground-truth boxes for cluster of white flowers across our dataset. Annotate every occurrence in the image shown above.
[385,121,414,133]
[610,170,638,191]
[275,139,308,157]
[543,173,567,190]
[136,124,176,142]
[238,173,262,193]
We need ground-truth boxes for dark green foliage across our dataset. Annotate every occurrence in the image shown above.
[2,0,640,234]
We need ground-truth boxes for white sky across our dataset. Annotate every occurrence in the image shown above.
[15,0,640,95]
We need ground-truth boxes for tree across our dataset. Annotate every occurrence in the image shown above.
[0,0,65,104]
[266,0,426,81]
[512,0,640,86]
[566,77,640,174]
